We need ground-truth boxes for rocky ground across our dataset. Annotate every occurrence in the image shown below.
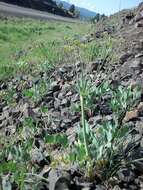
[0,2,143,190]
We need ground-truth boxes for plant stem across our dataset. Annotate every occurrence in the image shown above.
[26,173,49,183]
[80,93,89,158]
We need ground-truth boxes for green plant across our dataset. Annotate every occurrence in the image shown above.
[58,75,141,181]
[23,78,49,102]
[110,85,141,120]
[38,41,60,64]
[68,121,130,180]
[112,84,139,114]
[72,80,111,116]
[78,74,90,158]
[83,35,114,63]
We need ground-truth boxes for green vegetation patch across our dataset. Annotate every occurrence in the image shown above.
[0,17,90,80]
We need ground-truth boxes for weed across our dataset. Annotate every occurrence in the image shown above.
[23,78,49,102]
[48,75,141,182]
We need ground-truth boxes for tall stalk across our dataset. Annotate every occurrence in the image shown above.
[79,72,89,158]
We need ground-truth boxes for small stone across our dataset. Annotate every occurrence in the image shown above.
[46,90,53,97]
[58,92,65,100]
[44,96,53,103]
[119,52,132,63]
[95,185,106,190]
[137,102,143,115]
[130,80,138,90]
[66,91,73,97]
[71,94,80,103]
[61,99,70,107]
[61,119,72,128]
[82,188,91,190]
[59,67,67,73]
[54,99,61,110]
[30,148,44,164]
[135,21,143,28]
[62,84,71,93]
[117,168,135,182]
[0,83,7,90]
[47,100,54,109]
[50,81,60,92]
[132,58,142,68]
[112,185,122,190]
[129,184,138,190]
[61,108,70,118]
[72,115,80,123]
[123,110,138,123]
[88,61,99,72]
[104,115,113,121]
[140,138,143,147]
[89,115,102,125]
[53,91,59,98]
[134,12,143,22]
[48,169,70,190]
[135,53,143,58]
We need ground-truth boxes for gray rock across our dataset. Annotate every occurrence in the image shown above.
[103,115,113,121]
[61,108,70,118]
[62,84,71,93]
[89,115,102,126]
[117,168,135,182]
[134,12,143,22]
[50,81,60,92]
[82,188,91,190]
[112,186,122,190]
[30,148,44,164]
[47,100,54,109]
[128,184,138,190]
[58,92,65,100]
[54,99,61,110]
[53,91,59,98]
[66,91,73,97]
[71,94,80,103]
[135,21,143,28]
[61,99,70,107]
[71,115,80,123]
[119,52,133,63]
[59,67,67,74]
[95,185,106,190]
[61,119,72,129]
[48,169,70,190]
[129,58,141,69]
[46,90,53,97]
[44,96,53,103]
[135,53,143,58]
[88,61,99,72]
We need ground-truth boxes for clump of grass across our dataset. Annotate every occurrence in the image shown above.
[62,33,118,67]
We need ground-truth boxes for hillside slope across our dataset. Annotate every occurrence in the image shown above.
[0,2,143,190]
[0,2,78,22]
[0,0,72,17]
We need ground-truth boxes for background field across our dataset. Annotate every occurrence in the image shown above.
[0,18,91,80]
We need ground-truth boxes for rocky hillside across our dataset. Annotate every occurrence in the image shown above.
[0,0,72,17]
[0,2,143,190]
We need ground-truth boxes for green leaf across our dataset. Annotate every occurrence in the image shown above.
[55,134,68,148]
[23,89,34,98]
[45,135,55,144]
[40,106,48,113]
[45,134,68,148]
[0,161,17,173]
